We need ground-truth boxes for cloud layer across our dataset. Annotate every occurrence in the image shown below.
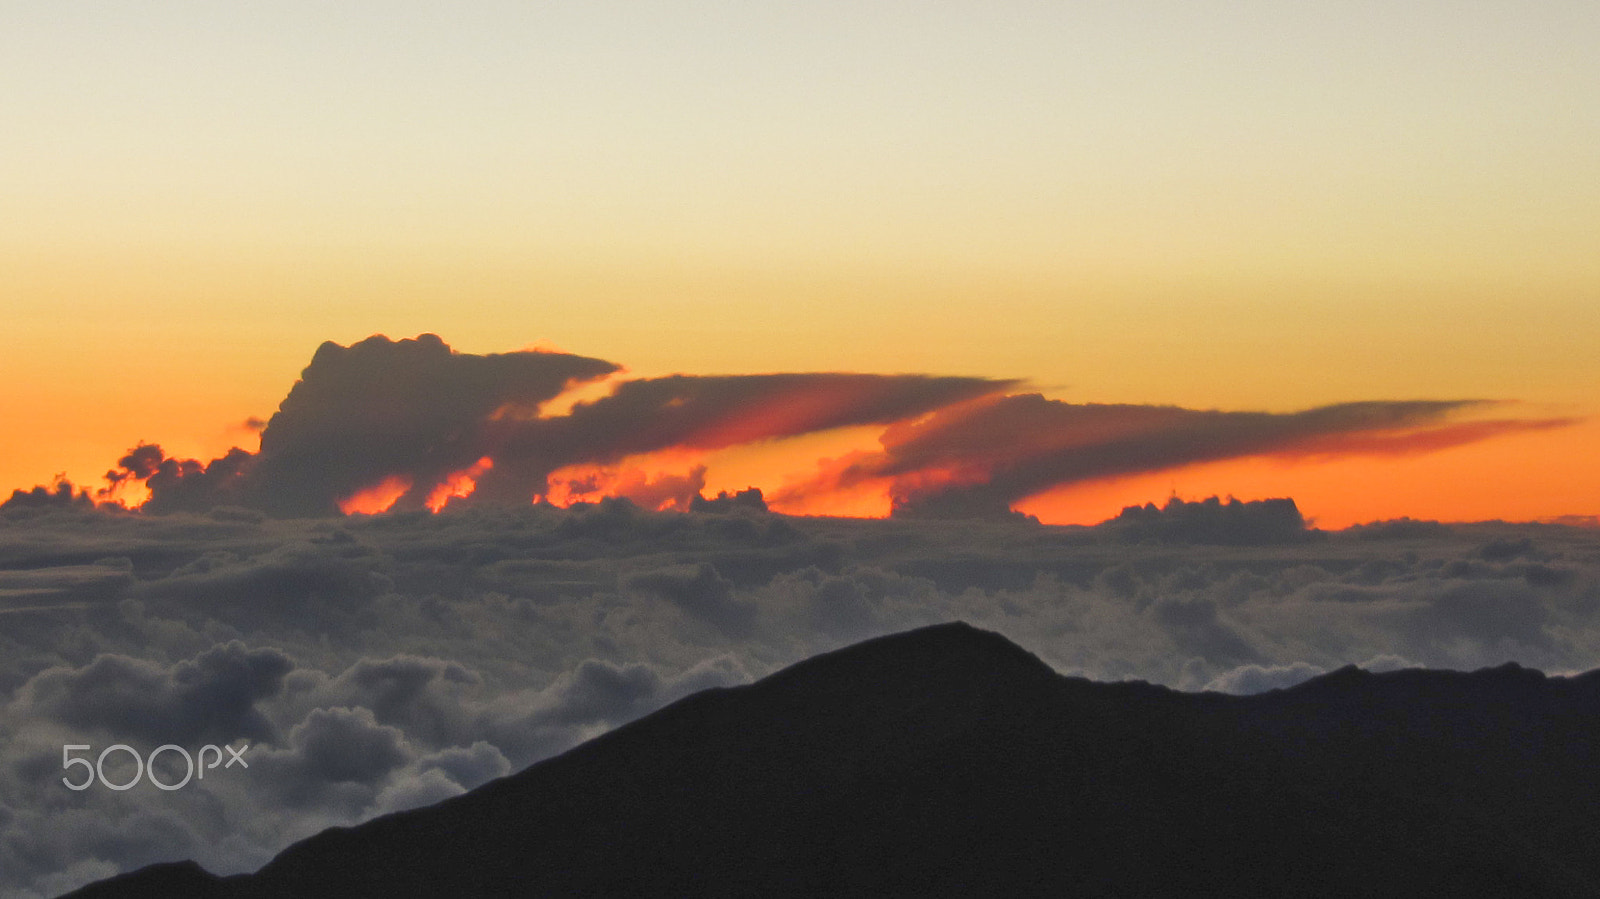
[2,501,1598,896]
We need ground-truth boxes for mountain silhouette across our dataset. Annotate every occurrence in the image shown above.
[67,622,1600,897]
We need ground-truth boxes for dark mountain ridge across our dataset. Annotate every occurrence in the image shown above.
[69,623,1600,897]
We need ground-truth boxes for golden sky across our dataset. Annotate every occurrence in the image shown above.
[4,2,1597,526]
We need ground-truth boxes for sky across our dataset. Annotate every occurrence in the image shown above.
[4,1,1599,526]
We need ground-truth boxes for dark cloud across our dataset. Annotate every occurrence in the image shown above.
[691,487,768,514]
[282,706,411,786]
[1415,581,1552,651]
[1,479,95,513]
[0,561,133,609]
[475,652,748,767]
[415,741,510,789]
[2,807,204,899]
[1150,596,1263,665]
[557,372,1022,459]
[12,641,291,746]
[303,656,480,748]
[1478,537,1539,562]
[115,334,622,517]
[139,447,256,516]
[1102,496,1314,545]
[468,371,1019,506]
[539,659,663,727]
[764,394,1569,519]
[98,443,164,496]
[135,532,393,631]
[627,562,756,636]
[1350,518,1454,540]
[253,334,620,516]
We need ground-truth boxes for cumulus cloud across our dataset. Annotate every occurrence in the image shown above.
[275,707,412,788]
[12,642,291,747]
[1104,496,1313,545]
[101,334,622,517]
[1,479,95,513]
[415,741,510,788]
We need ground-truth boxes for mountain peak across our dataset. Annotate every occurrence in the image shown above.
[760,621,1057,689]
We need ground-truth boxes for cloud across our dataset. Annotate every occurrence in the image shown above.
[1413,581,1552,651]
[129,447,257,516]
[0,561,133,609]
[110,334,622,517]
[1150,596,1264,666]
[244,705,418,816]
[1204,661,1327,694]
[285,655,481,749]
[0,807,205,899]
[1357,653,1419,673]
[691,488,769,514]
[11,641,291,747]
[1349,518,1455,540]
[415,741,511,788]
[626,563,756,636]
[1102,495,1313,545]
[538,659,664,727]
[467,371,1020,507]
[280,706,411,786]
[1,479,95,513]
[840,396,1570,519]
[545,464,710,513]
[474,652,750,767]
[97,443,165,497]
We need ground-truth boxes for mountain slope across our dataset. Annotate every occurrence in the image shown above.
[69,622,1600,897]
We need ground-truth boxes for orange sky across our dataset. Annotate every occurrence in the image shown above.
[1015,418,1600,529]
[4,5,1597,526]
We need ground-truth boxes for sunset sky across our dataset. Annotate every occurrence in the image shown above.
[5,2,1598,527]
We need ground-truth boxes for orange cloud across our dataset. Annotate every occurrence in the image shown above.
[540,459,708,512]
[425,457,494,513]
[338,474,413,515]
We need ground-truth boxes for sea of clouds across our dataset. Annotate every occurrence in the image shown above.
[1,500,1597,896]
